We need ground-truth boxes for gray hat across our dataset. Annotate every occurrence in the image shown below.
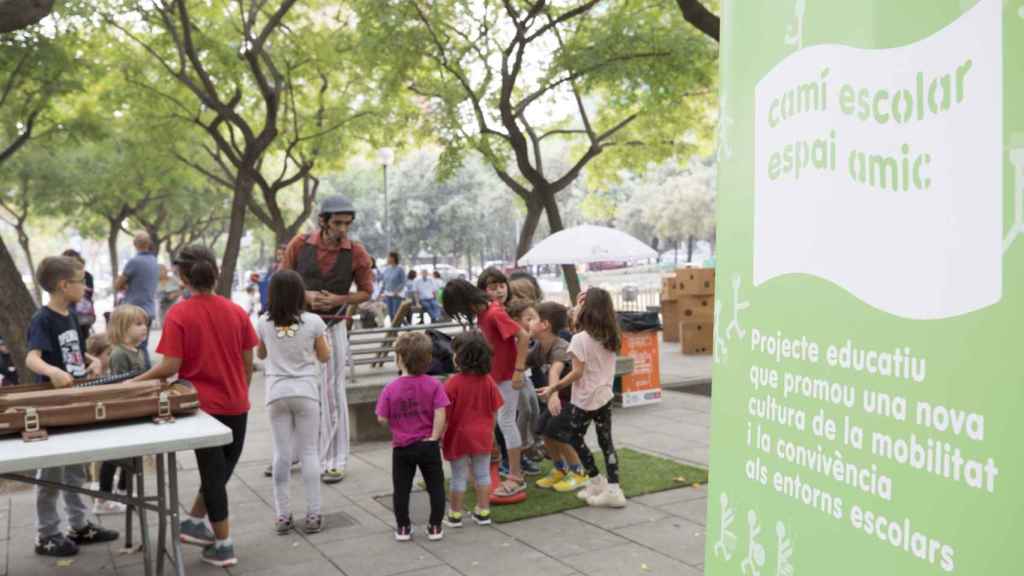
[319,195,356,217]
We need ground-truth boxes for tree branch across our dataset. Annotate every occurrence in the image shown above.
[674,0,720,42]
[0,108,38,166]
[524,0,599,43]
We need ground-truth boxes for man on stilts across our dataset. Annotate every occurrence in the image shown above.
[282,195,373,484]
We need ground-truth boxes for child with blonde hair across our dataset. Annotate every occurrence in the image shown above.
[108,304,150,375]
[85,333,129,516]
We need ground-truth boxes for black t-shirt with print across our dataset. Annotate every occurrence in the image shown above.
[27,306,87,383]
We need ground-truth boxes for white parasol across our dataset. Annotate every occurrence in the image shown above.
[518,224,657,266]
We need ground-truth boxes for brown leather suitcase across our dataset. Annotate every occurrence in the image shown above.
[0,376,200,441]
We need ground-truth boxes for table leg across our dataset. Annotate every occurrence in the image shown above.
[155,453,167,576]
[124,465,134,550]
[168,452,185,576]
[136,457,153,576]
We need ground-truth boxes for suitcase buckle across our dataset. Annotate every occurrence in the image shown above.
[24,408,39,432]
[95,403,106,420]
[21,408,47,442]
[153,392,175,424]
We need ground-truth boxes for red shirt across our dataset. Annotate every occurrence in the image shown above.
[442,373,504,460]
[478,301,521,382]
[281,231,374,295]
[157,294,259,415]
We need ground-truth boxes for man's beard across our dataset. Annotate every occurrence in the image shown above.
[322,227,346,244]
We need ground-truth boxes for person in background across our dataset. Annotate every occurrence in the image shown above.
[115,232,159,367]
[432,270,444,299]
[84,333,128,516]
[0,337,18,385]
[280,195,373,485]
[402,268,419,323]
[380,252,407,322]
[508,271,543,303]
[413,269,442,323]
[62,250,95,347]
[258,244,287,314]
[157,264,182,328]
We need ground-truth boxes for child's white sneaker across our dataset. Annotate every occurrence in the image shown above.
[577,475,606,500]
[93,498,126,515]
[587,483,626,508]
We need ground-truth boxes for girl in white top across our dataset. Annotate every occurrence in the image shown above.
[256,270,331,534]
[539,287,625,508]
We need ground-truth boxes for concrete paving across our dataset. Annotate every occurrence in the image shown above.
[0,333,713,576]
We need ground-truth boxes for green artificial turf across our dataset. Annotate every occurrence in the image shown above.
[376,448,708,524]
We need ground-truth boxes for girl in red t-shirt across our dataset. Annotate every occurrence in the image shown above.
[442,332,504,527]
[442,278,530,497]
[135,245,258,568]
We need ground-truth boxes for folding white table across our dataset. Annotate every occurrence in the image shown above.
[0,412,232,576]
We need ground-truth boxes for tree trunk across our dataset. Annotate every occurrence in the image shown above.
[15,227,40,304]
[514,195,544,261]
[274,226,292,253]
[686,234,695,263]
[0,237,37,382]
[538,189,581,303]
[107,220,121,294]
[0,0,54,33]
[217,173,254,297]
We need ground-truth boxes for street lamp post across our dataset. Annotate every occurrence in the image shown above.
[378,147,395,254]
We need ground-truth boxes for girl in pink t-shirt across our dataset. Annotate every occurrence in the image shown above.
[375,332,450,541]
[540,287,625,508]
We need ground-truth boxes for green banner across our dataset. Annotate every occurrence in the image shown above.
[707,0,1022,573]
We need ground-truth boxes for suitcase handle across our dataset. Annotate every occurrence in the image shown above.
[95,402,106,421]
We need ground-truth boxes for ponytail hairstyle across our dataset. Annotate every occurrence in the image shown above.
[267,269,307,327]
[576,287,620,352]
[173,245,219,293]
[508,271,543,303]
[442,279,490,326]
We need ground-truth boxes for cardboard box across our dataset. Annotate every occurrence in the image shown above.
[661,300,682,342]
[681,321,713,355]
[673,268,715,295]
[677,294,714,321]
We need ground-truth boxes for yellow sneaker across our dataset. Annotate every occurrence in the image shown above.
[553,472,590,493]
[535,468,566,489]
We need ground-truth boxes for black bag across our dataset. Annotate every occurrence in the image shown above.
[425,329,455,376]
[617,311,662,332]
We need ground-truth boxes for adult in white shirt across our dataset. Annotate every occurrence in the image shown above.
[412,269,442,322]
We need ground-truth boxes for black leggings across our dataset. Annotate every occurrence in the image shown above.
[195,413,247,523]
[567,400,619,484]
[392,441,445,528]
[99,461,128,493]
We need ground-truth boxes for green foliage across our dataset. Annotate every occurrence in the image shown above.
[323,148,520,265]
[352,0,718,191]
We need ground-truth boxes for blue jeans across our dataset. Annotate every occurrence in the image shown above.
[420,298,442,322]
[384,296,403,321]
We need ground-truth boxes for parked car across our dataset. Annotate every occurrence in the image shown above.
[587,260,629,271]
[432,264,468,281]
